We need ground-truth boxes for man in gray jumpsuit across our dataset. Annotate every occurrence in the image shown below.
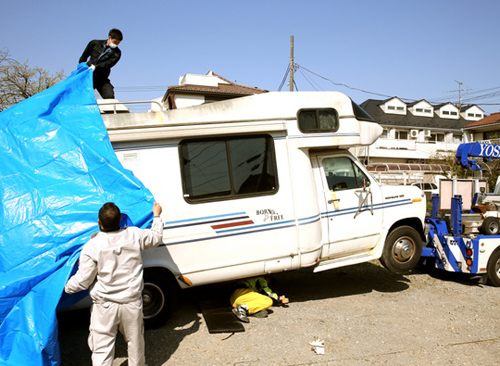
[65,202,163,366]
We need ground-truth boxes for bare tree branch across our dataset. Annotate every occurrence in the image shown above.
[0,48,65,111]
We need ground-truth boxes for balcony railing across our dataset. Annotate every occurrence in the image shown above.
[374,138,459,152]
[354,138,461,160]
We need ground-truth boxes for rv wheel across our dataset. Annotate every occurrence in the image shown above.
[481,217,500,235]
[143,269,178,329]
[380,226,422,274]
[487,249,500,287]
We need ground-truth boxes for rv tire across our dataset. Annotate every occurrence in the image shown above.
[380,226,422,274]
[481,217,500,235]
[487,249,500,287]
[143,269,178,329]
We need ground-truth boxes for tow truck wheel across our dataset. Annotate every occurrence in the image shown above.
[380,226,422,274]
[142,269,178,329]
[481,217,500,235]
[487,249,500,287]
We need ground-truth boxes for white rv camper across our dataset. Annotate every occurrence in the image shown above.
[100,91,426,326]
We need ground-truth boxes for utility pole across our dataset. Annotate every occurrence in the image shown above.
[455,80,463,111]
[290,35,294,91]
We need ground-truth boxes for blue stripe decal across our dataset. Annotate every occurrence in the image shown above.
[165,212,247,226]
[321,199,412,219]
[163,214,321,246]
[299,214,321,223]
[160,198,413,246]
[214,215,320,234]
[166,215,250,229]
[215,219,296,234]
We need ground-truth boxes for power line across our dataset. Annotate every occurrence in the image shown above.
[278,64,290,91]
[428,86,500,102]
[294,63,500,110]
[296,63,395,98]
[298,67,322,91]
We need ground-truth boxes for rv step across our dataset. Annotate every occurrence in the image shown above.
[314,253,376,273]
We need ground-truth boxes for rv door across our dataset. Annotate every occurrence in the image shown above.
[315,154,384,258]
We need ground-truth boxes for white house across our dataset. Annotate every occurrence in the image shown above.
[150,70,267,111]
[355,97,485,166]
[463,112,500,142]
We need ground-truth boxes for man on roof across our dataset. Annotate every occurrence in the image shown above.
[79,28,123,99]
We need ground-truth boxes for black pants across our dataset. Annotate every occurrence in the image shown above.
[94,75,115,99]
[95,80,115,99]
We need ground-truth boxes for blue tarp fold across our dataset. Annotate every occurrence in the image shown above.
[0,63,155,365]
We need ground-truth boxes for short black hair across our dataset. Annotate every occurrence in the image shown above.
[98,202,121,232]
[109,28,123,41]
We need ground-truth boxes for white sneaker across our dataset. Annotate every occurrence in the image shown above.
[232,305,249,323]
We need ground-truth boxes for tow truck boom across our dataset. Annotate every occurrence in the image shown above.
[455,142,500,170]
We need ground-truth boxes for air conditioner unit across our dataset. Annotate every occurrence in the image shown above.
[424,130,432,137]
[410,129,419,138]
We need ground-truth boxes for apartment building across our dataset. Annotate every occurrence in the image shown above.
[355,97,485,165]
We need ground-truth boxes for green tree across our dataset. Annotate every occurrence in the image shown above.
[478,159,500,192]
[429,150,500,192]
[0,48,65,111]
[427,151,467,179]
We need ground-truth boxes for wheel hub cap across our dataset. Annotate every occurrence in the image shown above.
[394,238,413,262]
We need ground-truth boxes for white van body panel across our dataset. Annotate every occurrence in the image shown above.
[103,91,426,289]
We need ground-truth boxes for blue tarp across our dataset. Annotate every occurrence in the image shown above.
[0,63,155,365]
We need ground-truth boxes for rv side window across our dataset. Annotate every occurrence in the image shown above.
[298,108,339,133]
[322,156,370,192]
[180,135,278,202]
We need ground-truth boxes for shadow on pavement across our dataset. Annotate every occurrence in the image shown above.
[411,259,489,287]
[58,296,202,366]
[57,261,418,365]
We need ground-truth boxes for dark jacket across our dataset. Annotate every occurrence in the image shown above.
[79,39,121,83]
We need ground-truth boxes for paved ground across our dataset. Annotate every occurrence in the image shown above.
[58,261,500,365]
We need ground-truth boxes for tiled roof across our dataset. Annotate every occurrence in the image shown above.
[432,102,455,109]
[406,99,430,107]
[463,112,500,129]
[164,71,267,100]
[460,104,480,112]
[361,99,471,131]
[166,82,267,97]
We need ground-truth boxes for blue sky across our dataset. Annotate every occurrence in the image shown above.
[2,0,500,114]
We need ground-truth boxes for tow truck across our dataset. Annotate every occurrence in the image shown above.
[457,142,500,235]
[422,142,500,286]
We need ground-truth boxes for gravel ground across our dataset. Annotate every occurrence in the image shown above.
[58,261,500,366]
